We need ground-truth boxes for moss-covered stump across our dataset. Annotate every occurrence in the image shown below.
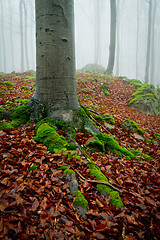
[128,84,160,115]
[86,132,134,159]
[88,163,123,209]
[121,119,144,135]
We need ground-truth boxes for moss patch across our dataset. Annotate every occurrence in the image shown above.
[154,133,160,140]
[87,163,123,209]
[87,132,134,159]
[33,123,68,153]
[132,150,151,160]
[104,114,115,125]
[74,190,89,210]
[0,122,14,130]
[121,119,143,135]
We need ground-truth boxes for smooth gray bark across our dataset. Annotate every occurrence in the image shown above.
[8,0,14,71]
[145,0,152,84]
[23,2,29,71]
[94,0,101,64]
[115,0,120,76]
[136,0,140,79]
[31,0,79,122]
[104,0,116,75]
[19,0,25,72]
[0,0,6,73]
[150,0,157,84]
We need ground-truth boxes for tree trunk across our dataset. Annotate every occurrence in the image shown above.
[94,0,101,64]
[23,1,29,71]
[115,0,120,76]
[0,0,6,73]
[104,0,116,75]
[8,0,14,71]
[136,0,140,79]
[30,0,80,122]
[149,0,156,84]
[19,0,25,72]
[145,0,152,84]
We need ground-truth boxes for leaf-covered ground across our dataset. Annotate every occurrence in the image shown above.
[0,73,160,239]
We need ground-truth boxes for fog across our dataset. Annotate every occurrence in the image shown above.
[0,0,160,86]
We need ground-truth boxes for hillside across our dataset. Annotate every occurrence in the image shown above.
[0,73,160,240]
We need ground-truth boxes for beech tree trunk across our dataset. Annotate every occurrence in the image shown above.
[30,0,79,122]
[145,0,152,84]
[19,0,25,72]
[0,0,6,73]
[104,0,116,75]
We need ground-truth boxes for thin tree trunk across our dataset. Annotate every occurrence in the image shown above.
[136,0,140,79]
[8,0,14,71]
[145,0,152,84]
[19,0,25,72]
[104,0,116,75]
[0,0,6,73]
[115,0,120,76]
[94,0,101,64]
[149,0,156,84]
[23,1,29,71]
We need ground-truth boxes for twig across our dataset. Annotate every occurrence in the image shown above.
[75,169,122,193]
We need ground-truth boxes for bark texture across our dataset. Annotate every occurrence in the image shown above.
[104,0,116,75]
[32,0,79,122]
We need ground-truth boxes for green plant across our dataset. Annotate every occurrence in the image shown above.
[21,86,29,90]
[88,162,123,208]
[24,90,32,94]
[4,81,14,86]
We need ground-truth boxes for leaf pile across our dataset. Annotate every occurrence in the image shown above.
[0,73,160,239]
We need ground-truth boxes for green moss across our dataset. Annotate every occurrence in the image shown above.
[132,150,151,160]
[88,104,101,110]
[87,133,134,159]
[1,86,7,89]
[33,123,68,153]
[104,90,110,96]
[87,163,123,209]
[104,114,115,125]
[121,119,144,135]
[4,81,13,86]
[11,105,31,122]
[24,90,32,94]
[74,190,89,210]
[154,133,160,140]
[0,122,14,130]
[92,114,105,123]
[146,139,157,144]
[77,106,98,131]
[64,168,75,175]
[21,86,29,90]
[11,119,25,128]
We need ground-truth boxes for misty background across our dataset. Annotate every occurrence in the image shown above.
[0,0,160,87]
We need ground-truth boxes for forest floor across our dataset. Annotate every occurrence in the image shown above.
[0,72,160,240]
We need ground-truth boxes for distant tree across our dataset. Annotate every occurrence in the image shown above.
[145,0,153,84]
[23,2,29,71]
[0,0,6,73]
[104,0,116,75]
[115,0,121,76]
[94,0,101,64]
[30,0,80,122]
[136,0,140,79]
[149,0,157,84]
[8,0,14,70]
[19,0,25,72]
